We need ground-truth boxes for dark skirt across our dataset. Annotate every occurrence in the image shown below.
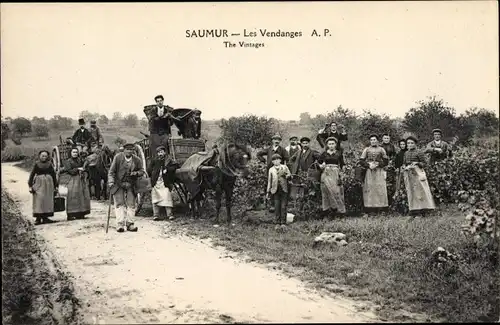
[66,174,91,218]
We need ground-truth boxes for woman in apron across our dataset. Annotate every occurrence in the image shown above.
[359,135,389,215]
[63,147,91,221]
[318,137,346,218]
[28,150,58,225]
[403,136,436,216]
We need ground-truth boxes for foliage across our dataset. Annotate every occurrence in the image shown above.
[1,146,29,162]
[2,122,10,151]
[299,112,312,125]
[462,107,499,138]
[112,112,123,123]
[218,114,284,148]
[11,118,32,136]
[123,114,139,127]
[31,116,47,125]
[358,110,402,144]
[78,110,100,124]
[98,115,109,125]
[114,136,126,147]
[310,105,360,136]
[48,115,73,131]
[139,117,148,129]
[403,96,475,145]
[32,124,49,139]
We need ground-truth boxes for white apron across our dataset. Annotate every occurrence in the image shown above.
[151,169,173,207]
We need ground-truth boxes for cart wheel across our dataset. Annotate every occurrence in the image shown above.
[52,146,61,180]
[134,143,149,216]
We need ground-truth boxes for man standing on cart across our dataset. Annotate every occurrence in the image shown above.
[143,95,181,158]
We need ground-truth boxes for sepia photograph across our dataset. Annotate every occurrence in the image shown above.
[1,2,499,324]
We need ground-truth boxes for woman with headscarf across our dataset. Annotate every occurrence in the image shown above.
[28,150,58,225]
[359,134,389,214]
[403,136,436,215]
[318,137,346,218]
[62,147,91,221]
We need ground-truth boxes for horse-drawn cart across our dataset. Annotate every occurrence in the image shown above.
[133,108,207,214]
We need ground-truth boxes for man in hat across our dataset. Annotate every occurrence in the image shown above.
[257,134,289,212]
[285,136,301,159]
[147,145,179,221]
[425,128,451,164]
[143,95,181,157]
[257,134,289,171]
[316,121,347,150]
[290,137,321,176]
[72,118,92,155]
[108,143,145,233]
[89,120,104,147]
[183,109,202,139]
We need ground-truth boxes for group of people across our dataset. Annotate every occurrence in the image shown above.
[28,94,198,233]
[259,123,453,225]
[28,102,454,230]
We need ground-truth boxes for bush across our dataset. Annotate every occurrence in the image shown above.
[219,115,284,148]
[32,124,49,139]
[123,114,139,128]
[11,118,32,137]
[403,96,475,145]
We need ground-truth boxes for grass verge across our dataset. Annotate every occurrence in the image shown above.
[1,187,82,325]
[157,206,499,323]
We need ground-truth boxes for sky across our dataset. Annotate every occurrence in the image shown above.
[1,2,498,121]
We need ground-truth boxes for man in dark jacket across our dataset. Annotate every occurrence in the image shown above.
[290,137,321,175]
[143,95,181,157]
[316,121,348,150]
[147,146,179,221]
[183,109,202,139]
[257,134,290,171]
[72,118,92,155]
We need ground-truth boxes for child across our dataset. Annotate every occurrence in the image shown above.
[267,154,292,225]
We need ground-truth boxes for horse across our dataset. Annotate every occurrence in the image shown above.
[84,145,114,200]
[179,143,251,225]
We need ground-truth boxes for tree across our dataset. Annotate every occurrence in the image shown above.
[79,110,99,124]
[358,110,400,145]
[11,117,32,137]
[112,112,123,124]
[33,123,49,139]
[299,112,312,125]
[114,136,126,147]
[462,107,499,138]
[140,117,149,129]
[123,114,138,127]
[1,121,10,150]
[49,115,73,131]
[98,115,109,125]
[32,116,48,125]
[403,96,473,144]
[219,114,283,148]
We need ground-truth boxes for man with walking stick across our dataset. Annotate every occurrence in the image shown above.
[107,143,145,233]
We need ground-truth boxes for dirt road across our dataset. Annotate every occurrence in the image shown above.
[2,163,378,324]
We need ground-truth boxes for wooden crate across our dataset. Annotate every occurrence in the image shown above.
[171,138,206,163]
[57,144,73,162]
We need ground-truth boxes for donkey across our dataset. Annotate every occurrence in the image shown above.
[183,143,251,225]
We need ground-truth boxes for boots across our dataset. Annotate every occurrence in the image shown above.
[35,216,42,225]
[126,207,138,232]
[116,206,126,233]
[166,207,174,220]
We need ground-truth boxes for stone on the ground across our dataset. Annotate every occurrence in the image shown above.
[313,232,348,246]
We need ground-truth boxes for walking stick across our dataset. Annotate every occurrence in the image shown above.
[105,194,113,234]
